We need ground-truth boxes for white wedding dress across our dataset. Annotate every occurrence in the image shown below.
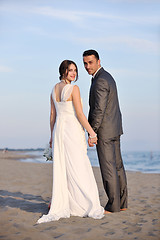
[37,84,104,223]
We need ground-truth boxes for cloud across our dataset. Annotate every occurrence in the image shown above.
[30,6,160,26]
[117,37,160,54]
[0,65,13,73]
[72,36,160,54]
[30,7,82,23]
[1,4,159,54]
[1,4,159,26]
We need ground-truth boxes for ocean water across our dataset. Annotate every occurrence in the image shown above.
[20,149,160,174]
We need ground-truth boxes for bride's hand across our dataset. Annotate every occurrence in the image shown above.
[89,133,97,144]
[88,138,94,147]
[90,136,97,144]
[88,136,97,147]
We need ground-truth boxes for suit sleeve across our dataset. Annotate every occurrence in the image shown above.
[89,78,109,133]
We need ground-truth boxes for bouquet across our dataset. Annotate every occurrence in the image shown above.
[43,144,53,161]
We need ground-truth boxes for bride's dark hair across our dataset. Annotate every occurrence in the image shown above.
[59,60,78,81]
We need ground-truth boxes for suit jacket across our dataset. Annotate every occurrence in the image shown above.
[88,67,123,140]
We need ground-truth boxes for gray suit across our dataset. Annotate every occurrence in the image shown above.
[88,67,128,212]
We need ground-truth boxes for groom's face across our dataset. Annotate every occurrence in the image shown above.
[83,55,100,76]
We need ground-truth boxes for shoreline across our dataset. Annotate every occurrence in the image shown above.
[1,150,160,174]
[0,151,160,240]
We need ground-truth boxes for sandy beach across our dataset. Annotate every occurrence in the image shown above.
[0,151,159,240]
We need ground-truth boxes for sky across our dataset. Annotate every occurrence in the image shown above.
[0,0,160,151]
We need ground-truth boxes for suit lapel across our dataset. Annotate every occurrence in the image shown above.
[89,68,104,105]
[93,67,104,81]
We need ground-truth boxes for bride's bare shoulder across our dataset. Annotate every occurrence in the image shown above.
[72,85,81,99]
[55,82,60,88]
[73,85,80,91]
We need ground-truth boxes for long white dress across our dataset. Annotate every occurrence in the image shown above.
[37,84,104,223]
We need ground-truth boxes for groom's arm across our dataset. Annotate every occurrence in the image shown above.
[89,77,109,133]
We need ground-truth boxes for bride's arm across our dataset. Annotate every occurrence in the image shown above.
[49,94,56,147]
[72,85,97,141]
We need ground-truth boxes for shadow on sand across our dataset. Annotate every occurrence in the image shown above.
[0,190,49,214]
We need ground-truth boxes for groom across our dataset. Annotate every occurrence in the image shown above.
[83,49,128,212]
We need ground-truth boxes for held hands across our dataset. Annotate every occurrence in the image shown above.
[88,134,97,147]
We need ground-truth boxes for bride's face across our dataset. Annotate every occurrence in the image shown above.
[66,64,77,82]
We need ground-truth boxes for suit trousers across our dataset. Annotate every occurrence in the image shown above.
[96,136,128,212]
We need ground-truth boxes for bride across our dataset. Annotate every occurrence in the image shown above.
[37,60,104,223]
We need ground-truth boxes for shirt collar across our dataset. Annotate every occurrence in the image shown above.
[93,67,102,78]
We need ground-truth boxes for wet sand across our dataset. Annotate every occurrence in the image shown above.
[0,151,159,240]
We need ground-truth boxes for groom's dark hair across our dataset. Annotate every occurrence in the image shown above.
[83,49,99,60]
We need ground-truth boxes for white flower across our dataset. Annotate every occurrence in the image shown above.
[43,144,53,161]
